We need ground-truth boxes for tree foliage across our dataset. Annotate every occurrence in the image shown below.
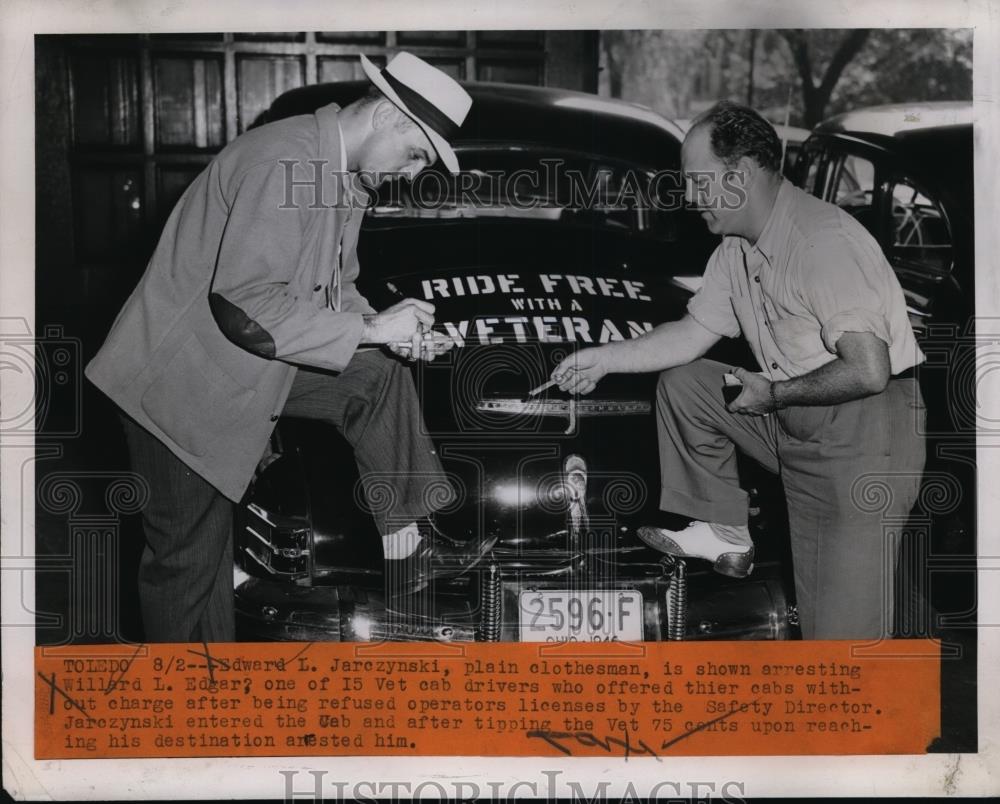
[599,28,972,128]
[780,29,871,127]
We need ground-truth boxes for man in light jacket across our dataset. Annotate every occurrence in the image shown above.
[87,53,492,642]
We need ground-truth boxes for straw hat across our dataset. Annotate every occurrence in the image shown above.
[360,52,472,173]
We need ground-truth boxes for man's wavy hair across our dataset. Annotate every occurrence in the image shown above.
[689,100,782,174]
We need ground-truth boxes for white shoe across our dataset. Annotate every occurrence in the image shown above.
[637,520,754,578]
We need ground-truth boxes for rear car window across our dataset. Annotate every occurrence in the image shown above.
[888,177,953,274]
[367,148,686,240]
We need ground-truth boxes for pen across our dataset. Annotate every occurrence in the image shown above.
[388,280,425,343]
[527,379,558,397]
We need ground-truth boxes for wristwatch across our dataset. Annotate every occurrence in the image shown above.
[769,381,785,412]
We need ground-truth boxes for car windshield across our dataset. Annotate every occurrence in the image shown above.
[367,146,686,239]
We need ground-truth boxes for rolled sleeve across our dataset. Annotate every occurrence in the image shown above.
[686,245,741,338]
[799,230,892,354]
[820,308,891,354]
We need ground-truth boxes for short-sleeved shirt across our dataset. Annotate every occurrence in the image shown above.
[687,179,924,380]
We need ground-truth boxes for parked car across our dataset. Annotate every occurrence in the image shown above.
[792,102,973,339]
[232,81,800,643]
[773,124,812,178]
[791,102,976,632]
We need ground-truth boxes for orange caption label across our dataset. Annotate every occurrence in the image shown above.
[36,640,939,758]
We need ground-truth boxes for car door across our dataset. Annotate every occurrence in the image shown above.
[879,172,962,337]
[798,138,941,336]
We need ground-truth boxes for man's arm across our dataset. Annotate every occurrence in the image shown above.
[777,331,890,403]
[210,161,367,372]
[728,331,890,415]
[731,226,900,416]
[552,314,722,395]
[337,227,378,315]
[210,161,440,369]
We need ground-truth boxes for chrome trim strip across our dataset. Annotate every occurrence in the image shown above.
[246,503,275,526]
[244,549,276,574]
[475,398,651,416]
[246,525,277,553]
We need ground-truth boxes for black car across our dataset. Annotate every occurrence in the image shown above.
[793,103,975,457]
[232,83,807,644]
[793,102,973,338]
[792,102,976,635]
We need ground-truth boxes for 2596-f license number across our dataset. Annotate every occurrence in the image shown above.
[519,590,643,642]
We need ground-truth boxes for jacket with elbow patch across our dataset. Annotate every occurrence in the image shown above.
[86,103,375,502]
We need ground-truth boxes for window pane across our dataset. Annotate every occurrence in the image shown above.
[833,154,874,207]
[426,58,464,81]
[317,31,386,44]
[368,149,682,239]
[234,32,306,42]
[477,31,543,49]
[889,179,953,273]
[795,150,822,196]
[237,55,304,132]
[831,154,876,233]
[154,56,225,149]
[71,52,141,147]
[318,55,384,83]
[781,143,803,179]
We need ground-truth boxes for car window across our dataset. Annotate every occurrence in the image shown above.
[795,148,823,195]
[782,142,803,181]
[367,148,685,240]
[888,178,953,274]
[794,147,829,198]
[830,154,877,234]
[831,154,875,207]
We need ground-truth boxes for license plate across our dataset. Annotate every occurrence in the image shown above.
[519,590,643,642]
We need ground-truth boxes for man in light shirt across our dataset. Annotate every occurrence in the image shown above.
[552,100,926,640]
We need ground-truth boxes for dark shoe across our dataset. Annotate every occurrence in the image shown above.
[637,521,754,578]
[386,520,498,594]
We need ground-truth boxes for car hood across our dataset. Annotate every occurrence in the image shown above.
[252,218,760,571]
[358,217,708,356]
[347,218,726,547]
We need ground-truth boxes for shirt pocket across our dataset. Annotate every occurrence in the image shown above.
[141,333,257,457]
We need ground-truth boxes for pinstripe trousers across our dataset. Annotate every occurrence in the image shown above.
[121,350,450,642]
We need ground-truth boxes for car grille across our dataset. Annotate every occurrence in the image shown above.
[238,503,311,580]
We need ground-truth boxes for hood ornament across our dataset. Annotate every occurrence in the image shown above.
[564,454,589,544]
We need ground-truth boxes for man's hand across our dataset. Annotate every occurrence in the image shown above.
[551,347,610,395]
[363,299,435,347]
[386,331,455,362]
[727,367,776,416]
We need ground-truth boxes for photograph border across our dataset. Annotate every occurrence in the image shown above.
[3,0,998,798]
